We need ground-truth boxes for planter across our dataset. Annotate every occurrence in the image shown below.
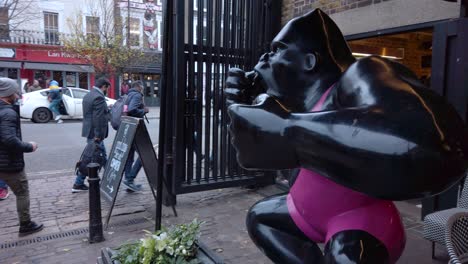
[97,241,223,264]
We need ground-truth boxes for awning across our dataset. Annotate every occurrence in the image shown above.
[0,61,22,68]
[23,62,94,73]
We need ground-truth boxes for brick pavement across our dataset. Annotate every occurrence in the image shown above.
[0,169,454,264]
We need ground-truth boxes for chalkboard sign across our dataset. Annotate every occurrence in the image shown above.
[101,117,139,202]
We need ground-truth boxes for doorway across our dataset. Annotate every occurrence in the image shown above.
[347,28,434,86]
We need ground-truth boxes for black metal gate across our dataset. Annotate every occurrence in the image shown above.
[160,0,282,200]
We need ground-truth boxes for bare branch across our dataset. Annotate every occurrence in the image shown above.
[63,0,150,75]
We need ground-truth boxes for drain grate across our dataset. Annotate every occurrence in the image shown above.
[0,217,149,250]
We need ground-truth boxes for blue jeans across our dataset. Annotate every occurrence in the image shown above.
[74,139,107,186]
[125,157,142,184]
[0,179,7,189]
[49,99,62,116]
[124,145,143,184]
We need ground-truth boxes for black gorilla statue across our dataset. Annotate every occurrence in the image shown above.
[225,9,468,264]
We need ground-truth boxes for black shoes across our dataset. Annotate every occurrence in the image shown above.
[72,184,89,193]
[19,221,44,237]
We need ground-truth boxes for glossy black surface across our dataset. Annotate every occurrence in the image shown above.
[226,9,468,200]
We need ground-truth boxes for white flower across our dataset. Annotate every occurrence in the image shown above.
[166,246,174,256]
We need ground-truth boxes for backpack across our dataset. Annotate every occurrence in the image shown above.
[110,95,129,130]
[75,141,107,176]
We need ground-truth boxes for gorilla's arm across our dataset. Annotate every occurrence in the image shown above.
[285,104,467,199]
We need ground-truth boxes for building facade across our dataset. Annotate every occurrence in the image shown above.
[0,0,106,94]
[116,0,163,106]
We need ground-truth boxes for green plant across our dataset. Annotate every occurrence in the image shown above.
[114,219,203,264]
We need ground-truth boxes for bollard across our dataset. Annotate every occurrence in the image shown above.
[87,163,104,243]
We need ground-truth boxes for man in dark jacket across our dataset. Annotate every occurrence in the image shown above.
[0,78,43,236]
[72,77,111,192]
[122,80,148,192]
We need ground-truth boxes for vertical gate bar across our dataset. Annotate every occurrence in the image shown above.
[235,0,247,176]
[220,0,231,180]
[195,0,204,183]
[227,0,237,178]
[186,0,195,185]
[212,0,222,180]
[204,0,214,181]
[233,0,243,178]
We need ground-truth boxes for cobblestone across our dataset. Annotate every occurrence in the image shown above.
[0,170,455,264]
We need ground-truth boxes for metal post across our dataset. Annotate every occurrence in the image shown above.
[88,163,104,243]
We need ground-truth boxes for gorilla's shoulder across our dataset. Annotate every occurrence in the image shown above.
[334,56,427,106]
[344,56,420,83]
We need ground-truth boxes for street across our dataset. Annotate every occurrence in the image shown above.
[21,116,160,177]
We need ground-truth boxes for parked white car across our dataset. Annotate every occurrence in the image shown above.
[20,88,116,123]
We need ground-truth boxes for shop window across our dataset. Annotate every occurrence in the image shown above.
[86,16,100,41]
[52,71,63,87]
[79,72,88,89]
[65,72,77,87]
[129,18,140,46]
[0,7,9,40]
[44,12,59,44]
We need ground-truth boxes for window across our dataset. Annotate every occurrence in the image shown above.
[86,16,99,39]
[129,18,140,46]
[44,12,59,44]
[71,89,88,99]
[62,88,72,97]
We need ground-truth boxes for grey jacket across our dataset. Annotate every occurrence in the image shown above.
[82,87,109,140]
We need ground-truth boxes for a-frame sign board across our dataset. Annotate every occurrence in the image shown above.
[100,116,176,228]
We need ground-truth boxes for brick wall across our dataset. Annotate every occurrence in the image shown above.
[282,0,395,25]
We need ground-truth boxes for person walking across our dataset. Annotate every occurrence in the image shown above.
[120,81,130,96]
[0,78,43,236]
[47,80,63,124]
[0,179,9,200]
[123,80,149,192]
[72,77,111,193]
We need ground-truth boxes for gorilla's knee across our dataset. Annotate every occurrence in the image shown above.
[323,230,390,264]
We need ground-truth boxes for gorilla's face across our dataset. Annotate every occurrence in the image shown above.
[254,28,317,110]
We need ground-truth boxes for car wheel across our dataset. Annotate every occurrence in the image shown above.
[32,107,52,123]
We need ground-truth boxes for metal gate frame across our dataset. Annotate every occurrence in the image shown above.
[159,0,282,204]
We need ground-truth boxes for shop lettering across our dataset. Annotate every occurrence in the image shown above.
[47,51,82,59]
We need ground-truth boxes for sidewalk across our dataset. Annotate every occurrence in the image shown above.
[0,169,451,263]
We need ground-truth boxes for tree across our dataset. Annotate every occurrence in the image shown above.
[0,0,40,38]
[63,0,150,76]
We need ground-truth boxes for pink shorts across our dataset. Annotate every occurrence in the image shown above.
[287,169,406,263]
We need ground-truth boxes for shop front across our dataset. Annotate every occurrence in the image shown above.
[0,43,117,97]
[121,55,162,106]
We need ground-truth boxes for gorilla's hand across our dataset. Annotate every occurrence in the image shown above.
[228,94,298,170]
[225,68,263,105]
